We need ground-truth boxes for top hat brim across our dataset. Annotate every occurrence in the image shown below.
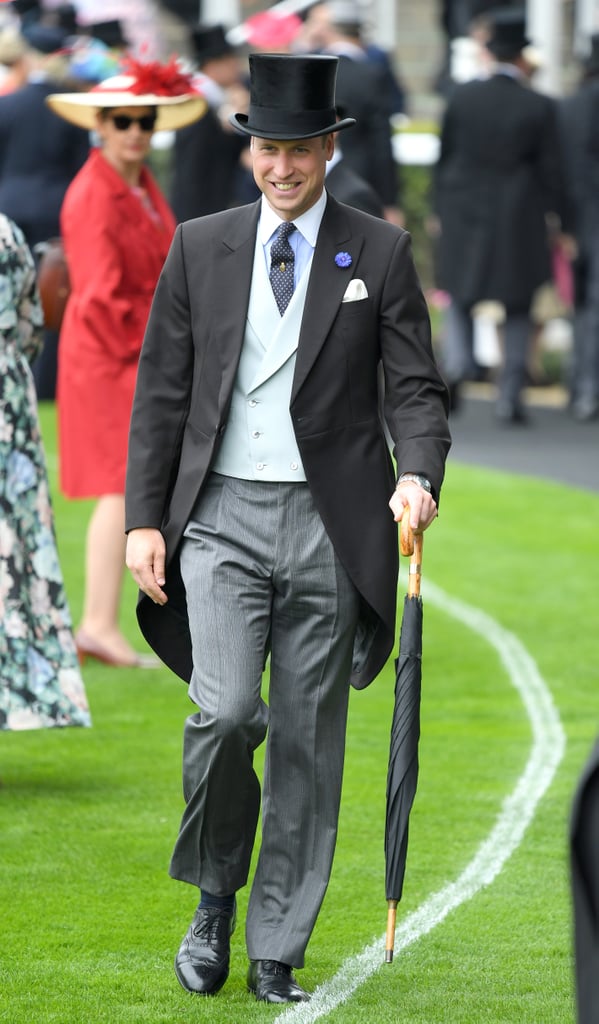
[487,37,531,58]
[229,112,356,139]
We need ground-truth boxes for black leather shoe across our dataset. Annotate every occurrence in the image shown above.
[247,959,310,1003]
[174,904,236,995]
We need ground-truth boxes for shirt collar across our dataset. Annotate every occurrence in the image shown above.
[492,62,526,81]
[326,147,342,174]
[259,189,327,248]
[325,41,366,61]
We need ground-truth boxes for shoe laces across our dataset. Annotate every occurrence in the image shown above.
[261,960,291,976]
[192,907,232,947]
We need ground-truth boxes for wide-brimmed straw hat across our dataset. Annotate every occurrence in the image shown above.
[46,56,207,132]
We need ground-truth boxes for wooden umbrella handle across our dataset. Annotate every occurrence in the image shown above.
[400,507,414,556]
[401,507,423,599]
[385,900,398,963]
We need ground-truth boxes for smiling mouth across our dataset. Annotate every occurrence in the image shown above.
[273,182,299,191]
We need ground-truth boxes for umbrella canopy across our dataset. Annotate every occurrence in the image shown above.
[384,513,424,962]
[570,736,599,1024]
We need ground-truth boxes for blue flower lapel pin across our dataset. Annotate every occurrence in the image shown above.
[335,251,352,268]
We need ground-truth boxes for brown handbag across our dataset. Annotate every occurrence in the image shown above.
[35,237,71,332]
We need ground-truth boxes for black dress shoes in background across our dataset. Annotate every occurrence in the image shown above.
[247,959,310,1003]
[174,904,236,995]
[495,399,529,425]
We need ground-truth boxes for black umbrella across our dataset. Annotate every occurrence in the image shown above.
[385,511,423,963]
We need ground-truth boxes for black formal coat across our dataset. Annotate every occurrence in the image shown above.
[434,72,567,313]
[170,105,248,222]
[571,737,599,1024]
[326,159,384,218]
[332,55,399,208]
[125,195,451,688]
[0,80,89,247]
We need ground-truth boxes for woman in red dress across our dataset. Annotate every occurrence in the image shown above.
[46,61,205,667]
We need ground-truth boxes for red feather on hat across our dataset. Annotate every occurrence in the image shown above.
[122,55,198,96]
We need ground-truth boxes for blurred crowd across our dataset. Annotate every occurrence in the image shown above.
[1,0,598,426]
[432,0,599,425]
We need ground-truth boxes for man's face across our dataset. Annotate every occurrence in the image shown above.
[251,134,334,220]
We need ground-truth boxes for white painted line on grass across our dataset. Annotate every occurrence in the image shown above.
[276,580,566,1023]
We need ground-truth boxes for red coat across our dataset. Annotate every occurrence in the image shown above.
[58,148,175,498]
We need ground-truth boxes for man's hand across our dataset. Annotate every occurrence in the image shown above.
[389,481,438,532]
[125,528,168,605]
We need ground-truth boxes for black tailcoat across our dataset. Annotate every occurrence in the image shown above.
[434,72,567,312]
[0,80,89,247]
[326,159,384,218]
[125,195,450,688]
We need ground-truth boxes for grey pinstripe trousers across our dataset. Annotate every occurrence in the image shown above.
[170,473,360,967]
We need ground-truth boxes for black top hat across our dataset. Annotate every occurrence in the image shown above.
[87,20,128,49]
[192,24,235,64]
[229,54,356,140]
[53,3,78,35]
[486,8,531,59]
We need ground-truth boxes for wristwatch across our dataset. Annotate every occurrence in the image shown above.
[397,473,432,493]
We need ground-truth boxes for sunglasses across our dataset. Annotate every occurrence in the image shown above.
[109,113,157,132]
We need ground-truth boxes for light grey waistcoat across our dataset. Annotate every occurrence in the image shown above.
[212,229,312,482]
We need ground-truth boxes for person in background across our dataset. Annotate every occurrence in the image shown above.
[0,22,88,250]
[125,53,450,1003]
[170,24,248,222]
[299,0,404,225]
[299,0,407,119]
[45,59,205,669]
[326,108,384,218]
[558,35,599,423]
[0,25,29,95]
[0,211,90,730]
[7,0,41,31]
[0,21,90,400]
[244,9,302,53]
[67,18,128,85]
[433,7,571,423]
[435,0,517,94]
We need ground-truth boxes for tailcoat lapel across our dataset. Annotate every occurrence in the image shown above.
[292,196,365,402]
[201,197,365,410]
[208,201,261,411]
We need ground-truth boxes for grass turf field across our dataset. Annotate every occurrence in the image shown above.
[1,401,597,1023]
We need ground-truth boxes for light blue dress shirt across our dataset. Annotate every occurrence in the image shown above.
[258,190,327,289]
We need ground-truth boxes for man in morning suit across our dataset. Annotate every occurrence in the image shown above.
[0,22,89,399]
[125,53,451,1004]
[433,7,570,422]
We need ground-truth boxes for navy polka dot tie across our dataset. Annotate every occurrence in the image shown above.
[269,221,297,316]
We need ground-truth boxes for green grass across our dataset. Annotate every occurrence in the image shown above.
[1,402,597,1022]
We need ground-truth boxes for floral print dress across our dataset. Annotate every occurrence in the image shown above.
[0,214,90,729]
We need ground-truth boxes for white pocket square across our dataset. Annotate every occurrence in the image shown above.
[342,278,368,302]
